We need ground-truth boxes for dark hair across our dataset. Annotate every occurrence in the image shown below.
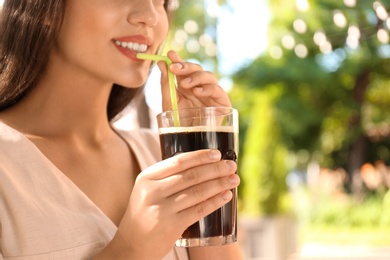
[0,0,173,121]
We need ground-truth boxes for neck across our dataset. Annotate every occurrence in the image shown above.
[2,67,117,143]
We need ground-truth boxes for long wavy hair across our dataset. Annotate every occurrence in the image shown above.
[0,0,173,121]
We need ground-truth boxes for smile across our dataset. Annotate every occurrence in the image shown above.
[114,40,148,53]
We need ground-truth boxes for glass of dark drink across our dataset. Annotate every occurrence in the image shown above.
[157,107,239,247]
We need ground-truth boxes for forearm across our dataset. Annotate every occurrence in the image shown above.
[188,244,243,260]
[93,229,158,260]
[93,230,136,260]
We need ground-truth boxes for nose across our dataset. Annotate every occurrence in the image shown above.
[127,0,159,27]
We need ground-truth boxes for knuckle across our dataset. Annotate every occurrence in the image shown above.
[184,168,200,183]
[194,203,206,215]
[169,154,183,167]
[191,184,206,198]
[193,196,225,218]
[194,151,203,163]
[166,158,177,169]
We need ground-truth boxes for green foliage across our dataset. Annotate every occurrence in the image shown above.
[236,87,291,216]
[166,0,390,219]
[292,185,390,230]
[233,0,390,172]
[166,0,218,71]
[230,0,390,219]
[234,54,331,152]
[309,192,390,228]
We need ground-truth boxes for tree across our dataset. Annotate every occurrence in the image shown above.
[238,87,290,216]
[166,0,219,72]
[233,0,390,191]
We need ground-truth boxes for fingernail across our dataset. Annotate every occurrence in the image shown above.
[226,161,237,172]
[229,174,239,184]
[195,87,203,93]
[183,77,192,85]
[171,63,183,70]
[209,150,221,160]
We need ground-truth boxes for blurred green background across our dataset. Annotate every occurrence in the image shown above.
[1,0,389,258]
[166,0,390,258]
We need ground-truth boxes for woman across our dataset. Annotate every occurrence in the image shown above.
[0,0,242,259]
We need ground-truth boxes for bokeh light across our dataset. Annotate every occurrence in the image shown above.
[183,20,199,34]
[319,40,333,54]
[270,46,283,59]
[185,39,200,53]
[313,31,327,46]
[293,19,307,34]
[374,1,389,21]
[343,0,356,8]
[377,28,389,43]
[296,0,309,12]
[333,10,347,28]
[295,44,308,58]
[282,35,296,49]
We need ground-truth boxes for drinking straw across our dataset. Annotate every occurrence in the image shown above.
[136,53,180,126]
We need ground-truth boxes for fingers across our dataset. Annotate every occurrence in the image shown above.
[139,148,239,213]
[171,158,239,227]
[142,149,222,180]
[174,70,228,104]
[164,160,237,197]
[165,50,232,108]
[169,58,217,89]
[167,50,214,86]
[129,147,239,248]
[169,169,239,213]
[176,189,235,224]
[167,49,185,63]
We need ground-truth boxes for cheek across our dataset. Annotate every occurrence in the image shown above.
[156,14,170,43]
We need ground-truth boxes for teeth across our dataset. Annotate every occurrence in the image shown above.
[115,40,148,52]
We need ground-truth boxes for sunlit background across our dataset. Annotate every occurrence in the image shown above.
[1,0,390,259]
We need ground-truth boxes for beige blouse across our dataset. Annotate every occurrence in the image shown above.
[0,122,188,260]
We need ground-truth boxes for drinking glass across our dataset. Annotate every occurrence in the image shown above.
[157,107,239,247]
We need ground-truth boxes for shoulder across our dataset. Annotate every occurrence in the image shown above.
[116,127,159,149]
[115,127,162,169]
[0,120,25,144]
[0,121,31,165]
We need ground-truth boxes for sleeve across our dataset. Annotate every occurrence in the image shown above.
[138,128,162,161]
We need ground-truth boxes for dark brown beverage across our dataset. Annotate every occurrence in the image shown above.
[159,127,238,244]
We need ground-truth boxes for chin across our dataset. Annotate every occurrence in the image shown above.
[114,74,149,88]
[116,83,145,89]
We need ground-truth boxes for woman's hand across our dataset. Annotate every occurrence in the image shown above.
[158,50,232,112]
[97,149,239,259]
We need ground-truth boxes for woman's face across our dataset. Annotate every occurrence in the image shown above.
[53,0,169,88]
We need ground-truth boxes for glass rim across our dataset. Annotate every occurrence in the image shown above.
[156,106,237,118]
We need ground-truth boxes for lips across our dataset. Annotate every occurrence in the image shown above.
[113,35,152,61]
